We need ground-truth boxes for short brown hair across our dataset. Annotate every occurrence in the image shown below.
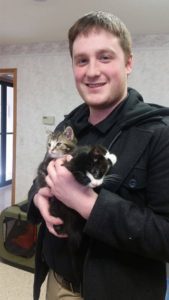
[68,11,132,60]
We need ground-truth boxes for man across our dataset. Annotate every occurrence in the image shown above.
[28,11,169,300]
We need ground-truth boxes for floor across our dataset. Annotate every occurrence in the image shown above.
[0,261,46,300]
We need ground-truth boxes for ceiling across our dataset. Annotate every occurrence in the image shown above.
[0,0,169,46]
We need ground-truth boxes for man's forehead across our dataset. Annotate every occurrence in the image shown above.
[72,30,120,56]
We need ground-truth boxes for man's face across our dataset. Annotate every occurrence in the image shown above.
[72,28,133,110]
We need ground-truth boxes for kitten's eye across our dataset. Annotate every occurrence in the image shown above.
[57,142,62,146]
[48,142,51,147]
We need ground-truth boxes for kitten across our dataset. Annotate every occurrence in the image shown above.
[49,145,117,251]
[34,126,77,192]
[34,126,117,252]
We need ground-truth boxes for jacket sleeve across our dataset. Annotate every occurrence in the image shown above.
[84,124,169,262]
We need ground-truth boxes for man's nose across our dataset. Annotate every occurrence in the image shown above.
[86,60,100,77]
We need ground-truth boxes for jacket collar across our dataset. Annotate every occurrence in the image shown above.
[66,87,169,136]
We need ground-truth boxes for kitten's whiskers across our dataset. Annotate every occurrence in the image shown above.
[104,174,120,183]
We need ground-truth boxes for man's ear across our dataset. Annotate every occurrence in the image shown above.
[126,54,133,75]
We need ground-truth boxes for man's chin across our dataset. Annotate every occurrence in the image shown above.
[85,100,113,110]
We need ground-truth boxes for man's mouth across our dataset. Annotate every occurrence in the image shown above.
[86,82,105,88]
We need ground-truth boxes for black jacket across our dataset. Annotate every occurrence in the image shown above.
[28,88,169,300]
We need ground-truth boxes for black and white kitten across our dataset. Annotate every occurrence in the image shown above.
[50,144,117,251]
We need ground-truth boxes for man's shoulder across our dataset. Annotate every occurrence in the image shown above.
[161,114,169,125]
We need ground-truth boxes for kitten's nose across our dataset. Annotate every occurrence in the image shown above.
[89,182,98,188]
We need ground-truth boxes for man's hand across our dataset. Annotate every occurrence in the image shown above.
[46,156,98,219]
[33,187,68,238]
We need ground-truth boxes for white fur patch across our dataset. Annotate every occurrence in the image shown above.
[86,172,103,188]
[105,151,117,165]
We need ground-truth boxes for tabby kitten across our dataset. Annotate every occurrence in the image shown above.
[50,144,117,251]
[34,126,77,192]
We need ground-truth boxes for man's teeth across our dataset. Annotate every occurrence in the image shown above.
[87,83,105,87]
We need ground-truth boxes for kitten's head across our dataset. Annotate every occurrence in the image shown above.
[86,145,117,188]
[47,126,77,158]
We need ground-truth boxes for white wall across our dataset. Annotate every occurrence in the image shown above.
[0,34,169,202]
[129,34,169,106]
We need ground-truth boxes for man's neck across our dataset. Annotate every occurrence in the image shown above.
[88,100,125,125]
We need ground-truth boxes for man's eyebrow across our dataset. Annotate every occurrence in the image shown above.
[97,48,117,54]
[73,53,86,59]
[73,48,115,59]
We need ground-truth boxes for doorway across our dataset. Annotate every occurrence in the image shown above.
[0,68,17,208]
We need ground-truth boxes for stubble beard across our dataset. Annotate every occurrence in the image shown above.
[85,92,126,111]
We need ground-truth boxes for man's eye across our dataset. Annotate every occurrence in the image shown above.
[76,58,88,66]
[100,55,111,62]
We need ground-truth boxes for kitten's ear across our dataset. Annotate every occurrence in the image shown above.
[46,130,53,136]
[63,126,74,141]
[46,130,53,140]
[105,151,117,165]
[91,145,106,157]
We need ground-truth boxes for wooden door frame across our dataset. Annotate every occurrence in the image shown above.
[0,68,17,205]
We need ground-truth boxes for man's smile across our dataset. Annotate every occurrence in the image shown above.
[85,82,106,88]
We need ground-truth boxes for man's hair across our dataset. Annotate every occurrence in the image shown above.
[68,11,132,60]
